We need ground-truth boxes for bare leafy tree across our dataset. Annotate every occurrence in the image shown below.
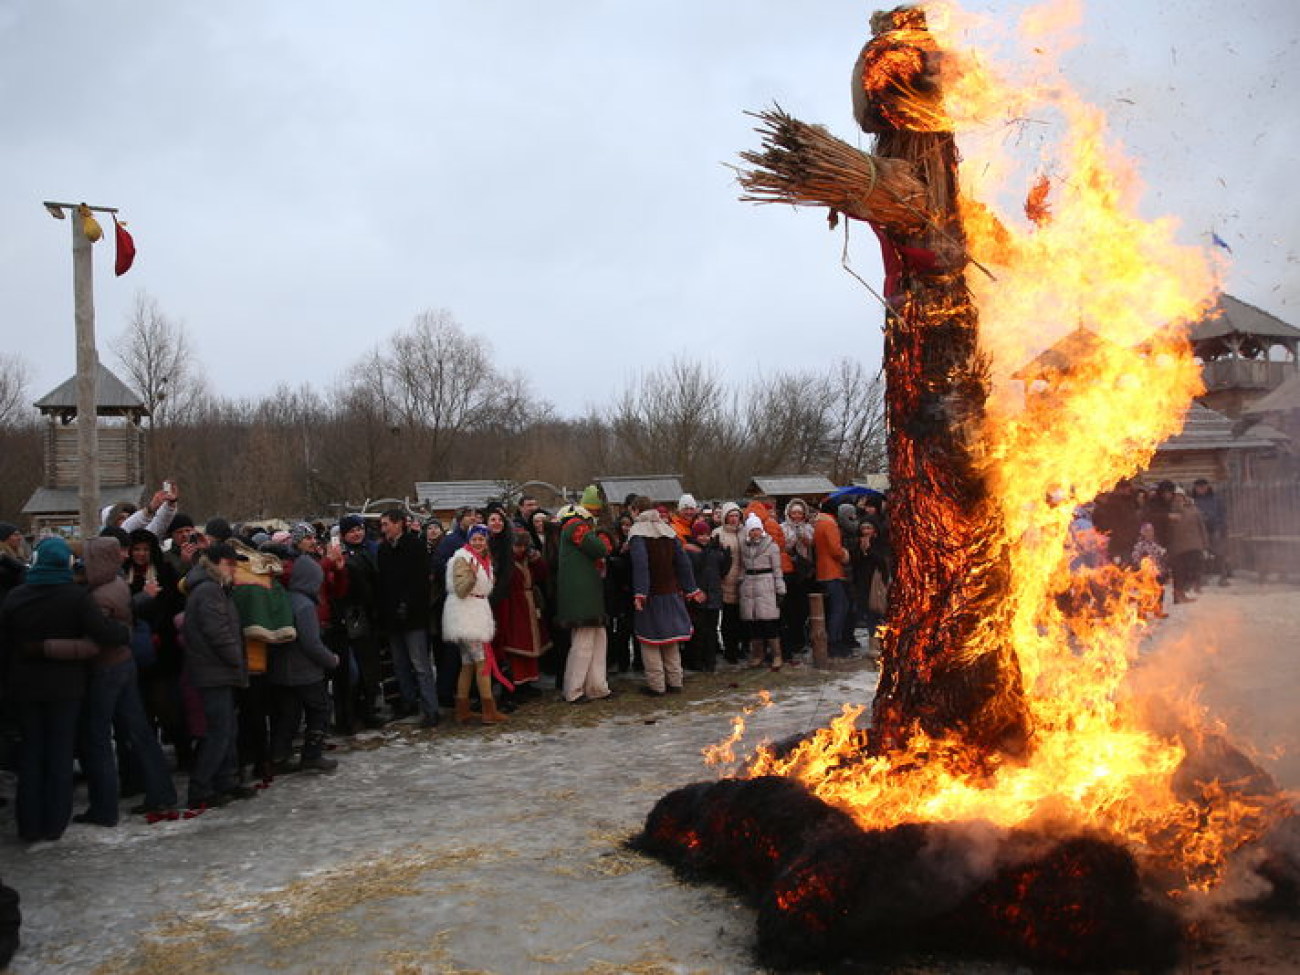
[369,309,549,477]
[607,358,742,497]
[318,356,410,503]
[385,310,506,473]
[0,352,32,427]
[111,291,211,487]
[0,354,39,524]
[822,358,887,483]
[740,370,835,476]
[112,291,208,425]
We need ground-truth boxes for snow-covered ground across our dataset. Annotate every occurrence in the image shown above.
[3,581,1297,974]
[2,660,878,974]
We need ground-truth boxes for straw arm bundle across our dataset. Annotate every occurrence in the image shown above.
[735,106,930,235]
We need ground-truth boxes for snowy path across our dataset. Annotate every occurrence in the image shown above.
[3,665,874,974]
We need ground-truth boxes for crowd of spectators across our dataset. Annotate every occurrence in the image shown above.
[0,483,893,841]
[1087,476,1230,605]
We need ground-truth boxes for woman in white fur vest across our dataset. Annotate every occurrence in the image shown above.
[443,524,509,724]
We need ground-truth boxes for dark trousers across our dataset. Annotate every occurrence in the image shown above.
[390,628,438,719]
[189,687,238,805]
[322,624,354,733]
[15,698,80,842]
[686,606,721,672]
[607,611,635,672]
[780,574,811,655]
[822,579,850,654]
[546,625,571,681]
[720,602,745,662]
[350,632,382,720]
[270,680,333,762]
[140,665,194,772]
[1172,549,1204,597]
[435,638,461,707]
[81,658,176,822]
[236,675,272,777]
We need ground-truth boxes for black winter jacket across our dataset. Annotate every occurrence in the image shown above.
[377,530,430,633]
[0,581,130,702]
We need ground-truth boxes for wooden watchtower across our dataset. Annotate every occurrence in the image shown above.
[1192,295,1300,421]
[21,363,148,536]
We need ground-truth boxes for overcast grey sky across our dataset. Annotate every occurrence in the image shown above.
[3,0,1297,417]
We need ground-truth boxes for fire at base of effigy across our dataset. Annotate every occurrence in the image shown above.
[636,3,1299,970]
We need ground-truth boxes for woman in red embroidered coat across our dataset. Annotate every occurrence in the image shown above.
[493,531,551,692]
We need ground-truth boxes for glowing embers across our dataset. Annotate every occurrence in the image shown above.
[632,776,1181,971]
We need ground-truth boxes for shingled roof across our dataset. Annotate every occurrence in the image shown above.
[33,363,147,416]
[746,474,836,498]
[1191,295,1300,343]
[596,475,684,506]
[413,480,511,510]
[1159,402,1279,451]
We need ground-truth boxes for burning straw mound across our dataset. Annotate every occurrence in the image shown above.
[631,775,1181,972]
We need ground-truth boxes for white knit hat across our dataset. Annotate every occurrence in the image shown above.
[679,493,698,510]
[744,514,764,533]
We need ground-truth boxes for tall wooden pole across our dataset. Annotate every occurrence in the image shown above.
[72,208,100,539]
[46,200,118,538]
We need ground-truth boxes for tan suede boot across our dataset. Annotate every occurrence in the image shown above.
[480,696,508,724]
[476,668,507,724]
[455,662,477,724]
[746,639,766,668]
[454,697,475,724]
[767,638,783,671]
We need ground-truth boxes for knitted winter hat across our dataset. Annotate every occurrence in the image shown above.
[204,517,233,541]
[28,536,74,586]
[744,514,764,533]
[692,519,712,539]
[580,485,603,509]
[168,513,195,536]
[339,514,365,535]
[289,522,317,546]
[678,493,699,510]
[467,524,490,541]
[0,522,19,543]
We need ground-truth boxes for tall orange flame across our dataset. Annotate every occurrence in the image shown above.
[723,0,1288,895]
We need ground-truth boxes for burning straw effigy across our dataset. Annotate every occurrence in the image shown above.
[634,5,1299,971]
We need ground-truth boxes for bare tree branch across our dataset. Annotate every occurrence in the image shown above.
[0,353,32,427]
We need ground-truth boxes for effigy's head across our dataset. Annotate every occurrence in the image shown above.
[853,6,947,133]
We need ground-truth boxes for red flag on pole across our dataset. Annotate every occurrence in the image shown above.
[114,216,136,276]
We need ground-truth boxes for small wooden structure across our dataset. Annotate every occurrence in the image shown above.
[1192,295,1300,420]
[745,474,836,512]
[413,480,511,524]
[21,363,147,536]
[595,475,685,514]
[1147,402,1283,485]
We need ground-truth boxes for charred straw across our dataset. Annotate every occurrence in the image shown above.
[735,106,930,235]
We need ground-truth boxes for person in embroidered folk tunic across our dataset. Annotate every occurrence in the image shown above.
[627,504,702,696]
[556,486,613,704]
[493,530,551,695]
[443,525,508,724]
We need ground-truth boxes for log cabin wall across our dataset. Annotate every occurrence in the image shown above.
[45,420,144,488]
